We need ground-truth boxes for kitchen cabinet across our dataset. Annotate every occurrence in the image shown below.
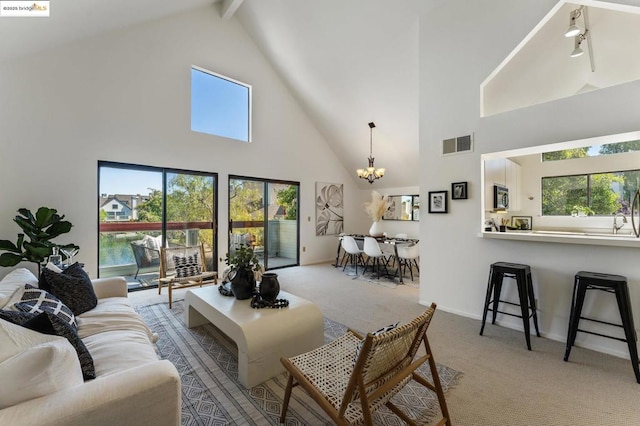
[484,158,521,211]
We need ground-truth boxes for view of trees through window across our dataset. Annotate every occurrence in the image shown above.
[541,140,640,216]
[229,177,299,269]
[98,163,216,280]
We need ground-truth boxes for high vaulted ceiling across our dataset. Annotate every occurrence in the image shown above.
[2,0,639,189]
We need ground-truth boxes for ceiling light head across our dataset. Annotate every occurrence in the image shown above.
[565,8,583,37]
[570,33,586,58]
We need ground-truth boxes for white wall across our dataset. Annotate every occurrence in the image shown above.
[419,0,640,358]
[0,6,367,278]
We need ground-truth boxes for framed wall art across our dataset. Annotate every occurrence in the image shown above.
[428,190,448,213]
[451,181,468,200]
[315,182,344,235]
[511,216,532,230]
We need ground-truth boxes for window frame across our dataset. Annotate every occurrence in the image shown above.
[541,168,639,216]
[191,65,252,143]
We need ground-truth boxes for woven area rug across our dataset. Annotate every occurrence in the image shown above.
[136,301,461,425]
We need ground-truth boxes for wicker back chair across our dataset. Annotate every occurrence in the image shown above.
[280,303,451,425]
[158,244,217,308]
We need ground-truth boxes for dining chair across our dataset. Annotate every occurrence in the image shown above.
[341,236,365,274]
[279,304,451,425]
[362,237,390,279]
[397,242,420,281]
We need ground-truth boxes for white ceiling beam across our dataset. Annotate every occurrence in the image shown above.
[221,0,244,20]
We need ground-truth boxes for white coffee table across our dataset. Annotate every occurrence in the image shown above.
[184,286,324,388]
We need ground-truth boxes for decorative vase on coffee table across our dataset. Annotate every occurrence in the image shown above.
[259,272,280,301]
[230,267,256,300]
[369,221,383,237]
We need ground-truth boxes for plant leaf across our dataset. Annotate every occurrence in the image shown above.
[17,208,35,223]
[35,206,58,228]
[46,221,73,238]
[22,241,51,262]
[0,252,23,267]
[0,239,19,252]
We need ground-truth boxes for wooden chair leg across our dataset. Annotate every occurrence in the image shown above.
[168,284,173,309]
[280,374,294,423]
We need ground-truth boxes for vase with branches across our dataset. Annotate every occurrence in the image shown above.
[363,191,390,236]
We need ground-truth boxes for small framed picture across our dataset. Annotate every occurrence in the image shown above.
[511,216,532,230]
[428,191,448,213]
[451,182,468,200]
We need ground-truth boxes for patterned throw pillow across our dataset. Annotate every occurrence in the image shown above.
[21,312,95,380]
[353,322,400,365]
[39,263,98,315]
[173,253,201,278]
[14,284,77,330]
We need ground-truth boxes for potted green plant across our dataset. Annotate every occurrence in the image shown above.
[221,244,261,300]
[0,207,79,273]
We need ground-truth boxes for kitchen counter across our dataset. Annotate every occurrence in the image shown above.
[480,229,640,248]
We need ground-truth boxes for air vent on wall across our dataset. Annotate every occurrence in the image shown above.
[442,134,473,156]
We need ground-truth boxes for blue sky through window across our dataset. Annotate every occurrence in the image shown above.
[191,67,250,142]
[100,168,161,196]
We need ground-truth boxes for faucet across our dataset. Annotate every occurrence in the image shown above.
[613,213,628,234]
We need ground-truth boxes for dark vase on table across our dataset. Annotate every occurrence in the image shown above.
[259,272,280,301]
[230,267,256,300]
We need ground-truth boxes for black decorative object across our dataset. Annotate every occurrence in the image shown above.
[259,272,280,302]
[221,244,261,300]
[230,267,256,300]
[218,282,234,297]
[250,294,290,309]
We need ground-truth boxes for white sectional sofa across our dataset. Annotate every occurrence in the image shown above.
[0,268,181,426]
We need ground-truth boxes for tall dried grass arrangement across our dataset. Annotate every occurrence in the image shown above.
[363,190,390,221]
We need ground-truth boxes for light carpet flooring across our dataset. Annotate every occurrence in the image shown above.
[129,263,640,425]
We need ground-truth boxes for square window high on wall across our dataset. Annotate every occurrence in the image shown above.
[191,66,251,142]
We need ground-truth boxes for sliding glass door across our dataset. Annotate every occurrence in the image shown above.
[99,162,217,289]
[165,171,216,271]
[229,176,299,270]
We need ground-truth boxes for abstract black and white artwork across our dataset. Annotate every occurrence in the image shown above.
[315,182,344,235]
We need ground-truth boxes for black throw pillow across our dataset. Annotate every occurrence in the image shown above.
[0,309,38,325]
[15,284,77,330]
[22,312,96,380]
[40,263,98,315]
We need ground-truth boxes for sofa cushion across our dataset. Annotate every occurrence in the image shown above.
[0,318,83,409]
[77,297,158,344]
[39,263,98,315]
[23,312,95,380]
[14,284,77,330]
[83,329,160,378]
[0,268,38,310]
[0,309,96,380]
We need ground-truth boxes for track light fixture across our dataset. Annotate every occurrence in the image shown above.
[570,31,587,57]
[565,7,583,37]
[565,5,595,72]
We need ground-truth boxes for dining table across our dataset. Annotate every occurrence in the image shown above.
[333,234,419,284]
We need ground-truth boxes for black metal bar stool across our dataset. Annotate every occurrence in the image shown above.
[480,262,540,350]
[564,271,640,384]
